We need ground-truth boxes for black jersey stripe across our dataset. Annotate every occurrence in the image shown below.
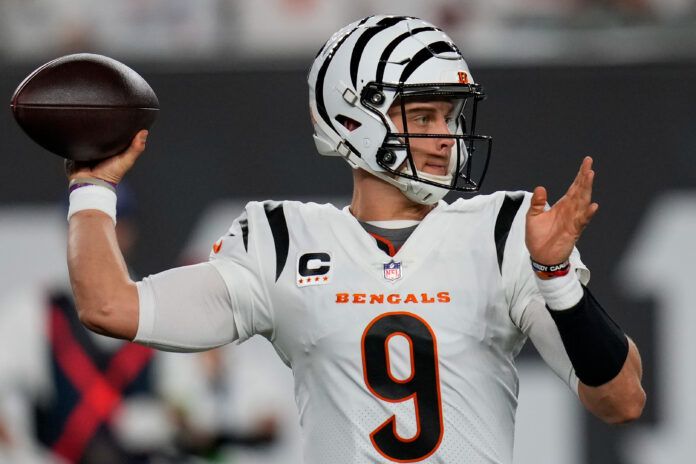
[349,16,410,89]
[315,16,370,134]
[494,194,524,273]
[399,41,459,84]
[263,202,290,282]
[375,27,438,84]
[239,217,249,252]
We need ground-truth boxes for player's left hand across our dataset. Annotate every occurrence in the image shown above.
[525,156,599,265]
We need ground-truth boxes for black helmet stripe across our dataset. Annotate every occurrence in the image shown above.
[375,27,438,84]
[314,15,374,59]
[399,41,460,83]
[349,16,411,89]
[314,16,371,133]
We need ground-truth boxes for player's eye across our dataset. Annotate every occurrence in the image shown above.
[411,114,431,125]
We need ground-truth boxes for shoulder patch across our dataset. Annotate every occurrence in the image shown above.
[263,202,290,282]
[494,193,524,273]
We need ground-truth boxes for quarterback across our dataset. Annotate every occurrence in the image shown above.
[65,15,645,464]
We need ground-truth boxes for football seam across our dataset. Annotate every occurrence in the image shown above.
[10,58,64,105]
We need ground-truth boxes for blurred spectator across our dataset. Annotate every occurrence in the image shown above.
[233,0,356,58]
[92,0,225,59]
[0,184,178,463]
[0,197,298,464]
[0,0,228,61]
[1,0,696,63]
[156,342,301,464]
[0,0,92,59]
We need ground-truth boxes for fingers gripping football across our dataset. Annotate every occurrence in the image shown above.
[66,130,148,184]
[525,157,599,265]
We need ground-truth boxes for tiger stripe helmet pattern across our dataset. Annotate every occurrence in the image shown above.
[308,15,493,204]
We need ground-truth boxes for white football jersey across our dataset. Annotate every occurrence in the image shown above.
[203,191,588,464]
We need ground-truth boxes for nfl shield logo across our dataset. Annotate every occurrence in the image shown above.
[383,260,402,281]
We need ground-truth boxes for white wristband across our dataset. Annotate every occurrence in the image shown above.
[67,185,117,224]
[535,270,584,311]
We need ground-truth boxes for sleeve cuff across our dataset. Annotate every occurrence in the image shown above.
[134,279,156,343]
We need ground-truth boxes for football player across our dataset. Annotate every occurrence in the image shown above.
[65,15,645,464]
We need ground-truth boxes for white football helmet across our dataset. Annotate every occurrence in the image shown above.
[308,15,492,204]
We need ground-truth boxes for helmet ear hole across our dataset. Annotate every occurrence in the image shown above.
[335,115,362,132]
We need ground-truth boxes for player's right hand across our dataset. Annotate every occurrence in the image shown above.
[525,156,599,265]
[65,129,148,184]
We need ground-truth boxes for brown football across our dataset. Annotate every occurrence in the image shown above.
[10,53,159,161]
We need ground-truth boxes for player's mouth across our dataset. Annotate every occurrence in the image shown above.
[422,163,448,176]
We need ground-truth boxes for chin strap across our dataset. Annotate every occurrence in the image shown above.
[397,154,455,205]
[402,180,448,205]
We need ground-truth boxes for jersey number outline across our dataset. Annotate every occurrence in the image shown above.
[361,312,444,462]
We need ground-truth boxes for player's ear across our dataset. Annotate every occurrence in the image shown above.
[335,115,362,132]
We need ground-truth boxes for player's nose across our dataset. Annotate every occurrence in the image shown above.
[435,117,455,153]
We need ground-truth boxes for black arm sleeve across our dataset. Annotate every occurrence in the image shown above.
[547,286,629,387]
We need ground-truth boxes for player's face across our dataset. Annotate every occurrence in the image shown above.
[387,99,456,177]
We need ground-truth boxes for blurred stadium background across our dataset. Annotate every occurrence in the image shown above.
[1,1,696,463]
